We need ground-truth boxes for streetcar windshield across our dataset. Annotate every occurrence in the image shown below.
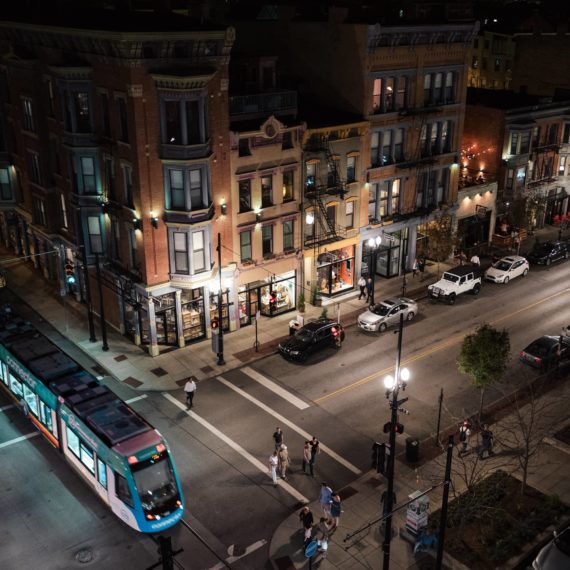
[132,452,178,511]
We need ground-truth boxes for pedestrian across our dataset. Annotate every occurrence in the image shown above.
[302,441,311,474]
[309,436,320,477]
[330,494,342,529]
[458,251,467,265]
[412,258,419,278]
[418,257,426,281]
[479,424,495,459]
[299,506,314,543]
[183,377,197,409]
[319,482,333,516]
[413,526,437,554]
[278,444,290,480]
[459,420,471,454]
[315,517,332,556]
[470,253,480,266]
[366,277,374,303]
[269,450,279,486]
[273,427,283,451]
[357,275,366,300]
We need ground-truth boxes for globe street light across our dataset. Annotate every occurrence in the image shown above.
[367,235,382,305]
[382,312,410,570]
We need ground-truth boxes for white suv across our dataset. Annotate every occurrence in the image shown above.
[428,266,482,305]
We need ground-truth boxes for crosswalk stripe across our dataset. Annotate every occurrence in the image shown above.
[206,539,267,570]
[217,376,361,475]
[241,366,310,410]
[162,393,309,504]
[125,395,148,404]
[0,432,40,449]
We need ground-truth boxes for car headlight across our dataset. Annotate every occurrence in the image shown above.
[290,350,300,356]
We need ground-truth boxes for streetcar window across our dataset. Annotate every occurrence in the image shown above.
[131,452,178,512]
[80,442,95,474]
[66,426,80,458]
[23,383,38,417]
[39,401,53,433]
[9,372,23,398]
[0,361,7,385]
[115,473,134,507]
[97,458,107,489]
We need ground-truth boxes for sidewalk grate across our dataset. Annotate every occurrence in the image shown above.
[339,485,358,500]
[150,367,168,377]
[123,376,143,388]
[114,355,128,362]
[200,365,214,374]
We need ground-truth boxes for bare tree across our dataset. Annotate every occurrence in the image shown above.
[422,212,462,276]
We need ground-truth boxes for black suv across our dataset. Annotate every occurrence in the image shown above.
[278,318,345,362]
[527,241,569,266]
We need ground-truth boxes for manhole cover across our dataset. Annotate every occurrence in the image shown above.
[75,548,94,564]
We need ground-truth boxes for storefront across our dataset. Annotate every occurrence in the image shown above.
[544,187,569,225]
[455,183,497,249]
[316,245,355,296]
[238,270,296,325]
[361,230,408,279]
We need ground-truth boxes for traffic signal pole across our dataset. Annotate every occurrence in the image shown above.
[216,233,225,366]
[79,245,96,343]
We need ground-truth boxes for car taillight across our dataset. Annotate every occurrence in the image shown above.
[520,351,524,358]
[535,357,541,364]
[331,326,338,337]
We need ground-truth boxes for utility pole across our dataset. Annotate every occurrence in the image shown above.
[216,233,225,365]
[94,252,109,351]
[436,435,454,569]
[80,245,96,343]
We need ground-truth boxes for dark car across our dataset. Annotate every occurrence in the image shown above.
[278,318,345,362]
[520,335,570,370]
[527,241,569,266]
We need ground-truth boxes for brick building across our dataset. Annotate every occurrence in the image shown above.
[0,6,235,356]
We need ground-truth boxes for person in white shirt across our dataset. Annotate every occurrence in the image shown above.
[470,254,480,266]
[357,275,366,300]
[269,451,279,487]
[184,377,197,409]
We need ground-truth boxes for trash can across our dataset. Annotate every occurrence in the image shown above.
[405,437,420,463]
[289,319,301,336]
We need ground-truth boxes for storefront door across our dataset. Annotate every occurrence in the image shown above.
[239,288,259,327]
[155,307,178,345]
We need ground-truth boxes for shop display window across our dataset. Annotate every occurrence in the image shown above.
[181,288,205,342]
[316,246,355,296]
[209,290,230,331]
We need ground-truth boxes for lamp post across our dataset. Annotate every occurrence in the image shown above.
[382,312,410,570]
[367,235,382,305]
[216,233,225,366]
[94,252,109,352]
[79,245,96,343]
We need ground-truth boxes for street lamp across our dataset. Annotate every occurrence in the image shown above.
[367,235,382,305]
[382,312,410,570]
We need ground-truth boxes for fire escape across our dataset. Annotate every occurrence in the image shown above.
[304,134,347,252]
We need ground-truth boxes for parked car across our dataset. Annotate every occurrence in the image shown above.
[527,241,570,266]
[428,266,482,304]
[484,255,529,284]
[519,335,570,370]
[358,298,418,332]
[532,523,570,569]
[278,318,345,362]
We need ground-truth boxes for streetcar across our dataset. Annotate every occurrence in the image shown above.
[0,309,184,533]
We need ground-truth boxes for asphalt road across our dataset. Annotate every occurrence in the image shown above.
[1,259,569,569]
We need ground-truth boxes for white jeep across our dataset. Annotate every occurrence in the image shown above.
[428,265,482,305]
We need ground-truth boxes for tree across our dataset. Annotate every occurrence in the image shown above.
[423,213,462,276]
[458,323,510,424]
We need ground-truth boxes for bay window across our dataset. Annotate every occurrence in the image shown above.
[165,165,210,211]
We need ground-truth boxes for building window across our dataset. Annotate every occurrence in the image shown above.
[282,131,293,150]
[166,166,209,211]
[240,230,252,261]
[305,211,315,240]
[74,92,91,133]
[262,225,273,256]
[532,126,541,148]
[494,58,501,71]
[563,124,570,144]
[283,220,294,250]
[394,129,404,161]
[0,168,12,200]
[261,175,273,208]
[104,157,115,200]
[128,226,138,269]
[28,152,41,185]
[378,183,389,217]
[161,97,204,145]
[87,216,103,253]
[510,132,519,155]
[120,163,133,208]
[100,93,110,137]
[46,79,56,117]
[59,194,68,228]
[192,230,206,272]
[173,232,188,274]
[34,198,47,226]
[424,72,455,105]
[368,185,378,222]
[117,98,129,143]
[306,162,317,189]
[472,56,478,69]
[165,100,182,143]
[238,138,251,157]
[372,75,408,114]
[80,157,97,194]
[109,216,121,260]
[391,179,401,212]
[559,156,567,176]
[239,179,252,212]
[22,98,35,132]
[519,132,530,154]
[346,156,356,183]
[548,124,559,145]
[282,171,294,201]
[506,168,514,190]
[345,201,354,229]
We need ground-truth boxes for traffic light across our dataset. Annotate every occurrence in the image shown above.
[211,317,219,331]
[64,260,76,285]
[383,421,404,435]
[269,291,277,312]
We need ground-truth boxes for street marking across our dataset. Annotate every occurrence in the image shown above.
[217,376,361,475]
[0,404,15,412]
[0,432,40,449]
[241,366,310,410]
[162,393,309,503]
[315,286,570,404]
[206,539,268,570]
[125,395,148,404]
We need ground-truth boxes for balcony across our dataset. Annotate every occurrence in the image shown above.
[163,203,214,225]
[229,91,297,120]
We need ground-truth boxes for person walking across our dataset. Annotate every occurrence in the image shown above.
[459,420,471,454]
[479,424,495,459]
[357,275,367,300]
[302,441,311,474]
[278,444,290,481]
[412,258,419,278]
[309,437,320,477]
[418,257,426,281]
[366,277,374,304]
[269,450,279,486]
[319,483,333,517]
[330,494,342,529]
[470,253,480,266]
[299,506,314,544]
[315,517,332,556]
[183,377,197,409]
[273,427,283,451]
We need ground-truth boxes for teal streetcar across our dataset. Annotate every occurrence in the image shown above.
[0,310,184,532]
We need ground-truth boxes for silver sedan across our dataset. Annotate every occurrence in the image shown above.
[357,297,418,333]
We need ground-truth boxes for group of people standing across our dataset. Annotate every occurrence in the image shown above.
[269,428,321,486]
[458,419,495,459]
[357,275,374,303]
